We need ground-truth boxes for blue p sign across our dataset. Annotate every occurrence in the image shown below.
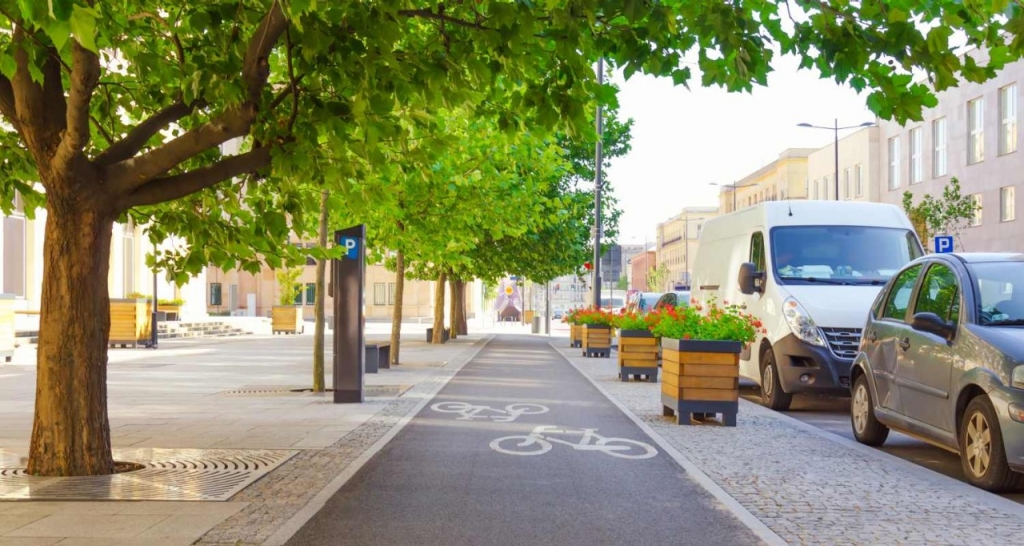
[339,236,359,259]
[934,235,954,254]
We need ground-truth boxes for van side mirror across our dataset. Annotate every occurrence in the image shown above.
[738,262,764,295]
[910,312,955,339]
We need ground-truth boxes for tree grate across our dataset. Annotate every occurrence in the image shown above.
[0,447,297,501]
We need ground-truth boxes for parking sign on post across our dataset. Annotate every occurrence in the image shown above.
[934,235,954,254]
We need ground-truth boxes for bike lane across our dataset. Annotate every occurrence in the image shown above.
[285,334,762,545]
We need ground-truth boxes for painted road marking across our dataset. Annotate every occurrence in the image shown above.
[490,425,658,460]
[430,401,550,422]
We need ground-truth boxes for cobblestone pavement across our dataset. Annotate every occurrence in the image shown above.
[555,343,1024,546]
[195,336,489,545]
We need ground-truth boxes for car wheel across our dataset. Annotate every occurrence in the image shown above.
[851,374,889,446]
[959,396,1024,492]
[760,349,793,411]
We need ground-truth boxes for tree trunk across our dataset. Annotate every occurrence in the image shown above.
[431,271,447,344]
[312,190,328,392]
[452,278,460,338]
[28,203,116,476]
[455,280,468,335]
[389,250,405,365]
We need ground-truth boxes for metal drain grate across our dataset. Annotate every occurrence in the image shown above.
[0,447,297,501]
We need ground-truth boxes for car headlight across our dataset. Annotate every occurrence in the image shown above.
[1012,365,1024,389]
[782,297,825,347]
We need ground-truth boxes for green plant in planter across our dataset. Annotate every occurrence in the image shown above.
[158,298,185,306]
[647,297,761,343]
[574,308,616,326]
[613,310,648,331]
[275,267,304,306]
[125,292,150,300]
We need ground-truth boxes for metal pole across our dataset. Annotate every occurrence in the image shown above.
[683,214,688,288]
[834,118,840,201]
[150,268,158,349]
[545,281,551,336]
[592,57,604,309]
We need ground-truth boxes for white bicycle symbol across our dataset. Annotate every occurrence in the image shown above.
[490,425,658,460]
[430,401,550,423]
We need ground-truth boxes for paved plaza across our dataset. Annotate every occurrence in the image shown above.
[2,324,1024,545]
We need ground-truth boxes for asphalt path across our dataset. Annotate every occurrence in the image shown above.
[287,335,761,546]
[738,382,1024,504]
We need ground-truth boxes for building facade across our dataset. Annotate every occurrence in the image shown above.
[656,206,720,290]
[628,250,656,291]
[877,48,1024,252]
[718,148,816,213]
[806,127,883,203]
[548,273,588,314]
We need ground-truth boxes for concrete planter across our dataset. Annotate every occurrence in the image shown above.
[426,327,450,343]
[660,338,741,426]
[0,294,14,361]
[569,324,582,348]
[617,329,658,382]
[581,324,611,358]
[109,298,152,348]
[272,306,304,334]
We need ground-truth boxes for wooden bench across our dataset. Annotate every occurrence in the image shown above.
[365,342,392,373]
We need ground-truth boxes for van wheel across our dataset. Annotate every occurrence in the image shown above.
[851,374,889,446]
[760,349,792,411]
[959,396,1024,492]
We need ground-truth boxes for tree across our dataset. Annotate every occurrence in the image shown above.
[3,0,1021,476]
[648,264,670,292]
[312,190,328,392]
[275,267,303,306]
[902,177,979,252]
[616,275,629,290]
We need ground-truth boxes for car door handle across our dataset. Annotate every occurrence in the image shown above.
[868,330,877,342]
[899,337,910,351]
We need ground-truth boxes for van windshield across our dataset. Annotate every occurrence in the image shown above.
[770,226,922,286]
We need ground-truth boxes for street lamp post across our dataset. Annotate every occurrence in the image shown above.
[709,182,739,212]
[797,119,875,201]
[592,57,605,310]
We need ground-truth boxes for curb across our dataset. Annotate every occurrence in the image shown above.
[550,342,789,546]
[262,335,494,546]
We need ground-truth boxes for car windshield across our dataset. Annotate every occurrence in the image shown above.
[968,262,1024,325]
[771,226,922,286]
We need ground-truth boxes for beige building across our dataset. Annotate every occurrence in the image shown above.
[718,148,816,213]
[806,127,883,203]
[655,206,720,290]
[877,47,1024,252]
[206,242,479,322]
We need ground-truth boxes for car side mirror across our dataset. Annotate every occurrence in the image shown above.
[910,312,955,339]
[738,262,764,295]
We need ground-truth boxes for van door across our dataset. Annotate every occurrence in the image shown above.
[740,230,768,379]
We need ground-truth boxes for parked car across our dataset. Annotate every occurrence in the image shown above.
[653,291,690,311]
[850,252,1024,491]
[690,201,924,410]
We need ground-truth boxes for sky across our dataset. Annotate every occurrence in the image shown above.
[603,54,879,247]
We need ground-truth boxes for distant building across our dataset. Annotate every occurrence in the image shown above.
[656,206,720,290]
[718,148,816,213]
[628,251,656,291]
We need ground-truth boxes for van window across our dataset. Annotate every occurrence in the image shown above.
[771,226,923,285]
[750,232,766,272]
[882,264,922,321]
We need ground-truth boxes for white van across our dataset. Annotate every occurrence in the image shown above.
[690,201,924,410]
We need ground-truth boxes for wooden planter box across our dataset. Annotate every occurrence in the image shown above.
[661,338,741,426]
[569,324,582,348]
[157,304,182,321]
[272,305,304,334]
[581,324,611,358]
[109,298,152,348]
[0,294,14,362]
[618,330,658,382]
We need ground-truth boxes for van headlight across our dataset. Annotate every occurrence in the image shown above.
[1013,366,1024,389]
[782,297,825,347]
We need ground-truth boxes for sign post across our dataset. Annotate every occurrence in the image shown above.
[332,224,365,403]
[934,235,954,254]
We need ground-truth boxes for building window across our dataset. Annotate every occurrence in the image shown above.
[968,97,984,164]
[305,283,316,305]
[387,282,396,306]
[855,164,864,197]
[844,168,851,199]
[210,283,222,306]
[933,117,947,177]
[812,179,819,200]
[293,285,302,305]
[1001,84,1017,155]
[1001,186,1015,222]
[2,193,25,297]
[970,194,983,226]
[373,282,386,305]
[822,176,829,200]
[888,136,900,189]
[910,127,923,184]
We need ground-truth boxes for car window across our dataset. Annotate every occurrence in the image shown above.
[913,264,961,327]
[966,262,1024,325]
[654,293,677,310]
[882,264,923,321]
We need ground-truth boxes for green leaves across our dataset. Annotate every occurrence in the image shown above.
[68,5,98,52]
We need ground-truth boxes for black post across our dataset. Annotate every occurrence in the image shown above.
[332,224,366,404]
[149,269,158,349]
[834,118,840,201]
[592,57,604,310]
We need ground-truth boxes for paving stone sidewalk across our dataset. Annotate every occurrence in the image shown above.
[554,342,1024,546]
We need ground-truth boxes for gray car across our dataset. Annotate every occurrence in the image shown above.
[850,252,1024,491]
